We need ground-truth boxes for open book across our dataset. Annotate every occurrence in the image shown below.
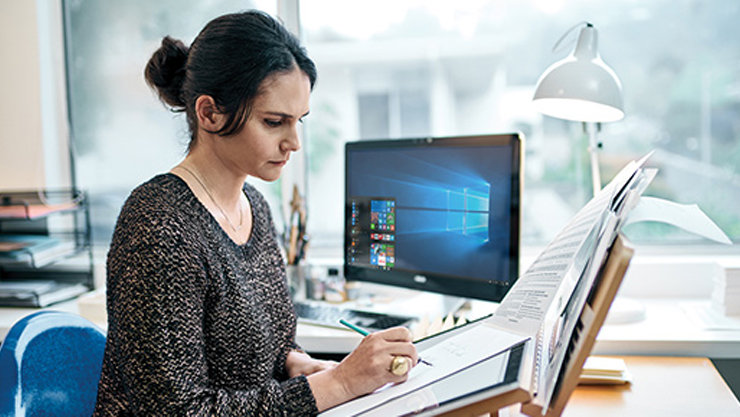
[319,152,727,417]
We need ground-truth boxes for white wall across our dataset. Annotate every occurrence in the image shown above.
[0,0,70,191]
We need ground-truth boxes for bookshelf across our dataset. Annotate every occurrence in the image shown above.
[0,189,94,307]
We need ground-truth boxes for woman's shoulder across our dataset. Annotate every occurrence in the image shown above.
[118,174,196,228]
[110,174,205,250]
[126,174,187,210]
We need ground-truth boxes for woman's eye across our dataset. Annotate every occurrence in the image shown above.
[265,119,282,127]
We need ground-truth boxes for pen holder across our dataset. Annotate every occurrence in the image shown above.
[286,264,309,302]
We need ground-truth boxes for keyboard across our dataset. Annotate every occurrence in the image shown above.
[293,300,415,331]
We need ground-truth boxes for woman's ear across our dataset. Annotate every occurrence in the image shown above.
[195,95,225,131]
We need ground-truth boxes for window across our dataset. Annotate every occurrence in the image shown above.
[62,1,740,253]
[63,0,277,245]
[301,0,740,253]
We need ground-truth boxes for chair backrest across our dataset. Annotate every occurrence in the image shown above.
[0,310,106,417]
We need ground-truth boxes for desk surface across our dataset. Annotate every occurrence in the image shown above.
[2,297,740,360]
[562,356,739,417]
[295,298,740,358]
[1,305,739,415]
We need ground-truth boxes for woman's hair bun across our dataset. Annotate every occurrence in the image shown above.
[144,36,189,109]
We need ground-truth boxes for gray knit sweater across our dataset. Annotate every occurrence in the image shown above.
[93,174,318,416]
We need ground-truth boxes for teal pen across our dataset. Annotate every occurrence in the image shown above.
[339,318,370,336]
[338,319,433,367]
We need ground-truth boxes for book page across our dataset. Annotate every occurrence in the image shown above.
[488,192,610,338]
[487,154,650,338]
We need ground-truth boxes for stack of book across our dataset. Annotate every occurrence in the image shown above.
[0,235,76,268]
[0,280,88,308]
[712,260,740,316]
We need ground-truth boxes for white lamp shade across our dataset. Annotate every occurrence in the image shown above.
[533,24,624,122]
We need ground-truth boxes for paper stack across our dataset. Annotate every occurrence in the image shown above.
[712,260,740,316]
[579,356,632,385]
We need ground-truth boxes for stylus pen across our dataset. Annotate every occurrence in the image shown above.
[338,319,433,367]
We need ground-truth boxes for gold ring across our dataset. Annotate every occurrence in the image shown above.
[390,355,410,376]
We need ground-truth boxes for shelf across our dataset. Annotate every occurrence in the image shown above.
[0,189,94,307]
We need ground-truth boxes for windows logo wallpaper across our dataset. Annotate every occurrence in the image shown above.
[347,145,513,282]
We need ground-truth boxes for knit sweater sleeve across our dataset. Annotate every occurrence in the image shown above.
[99,199,317,416]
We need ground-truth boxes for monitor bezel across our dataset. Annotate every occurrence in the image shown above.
[343,133,522,302]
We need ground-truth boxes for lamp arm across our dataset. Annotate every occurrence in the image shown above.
[584,122,602,195]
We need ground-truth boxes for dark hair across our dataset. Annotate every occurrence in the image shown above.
[144,10,317,146]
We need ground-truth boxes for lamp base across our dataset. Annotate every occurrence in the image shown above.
[605,297,646,325]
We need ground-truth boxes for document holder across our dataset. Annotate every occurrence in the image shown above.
[519,234,633,417]
[320,238,632,417]
[423,235,632,417]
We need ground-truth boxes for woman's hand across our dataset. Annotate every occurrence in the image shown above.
[333,327,418,397]
[286,350,338,377]
[307,326,418,411]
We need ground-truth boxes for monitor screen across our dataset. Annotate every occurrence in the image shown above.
[344,133,522,302]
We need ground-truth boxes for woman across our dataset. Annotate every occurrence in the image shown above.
[93,10,418,416]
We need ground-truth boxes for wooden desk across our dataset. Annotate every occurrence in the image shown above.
[562,356,739,417]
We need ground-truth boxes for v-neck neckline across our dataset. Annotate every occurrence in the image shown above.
[165,173,257,248]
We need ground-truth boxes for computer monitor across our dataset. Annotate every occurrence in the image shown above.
[344,133,522,303]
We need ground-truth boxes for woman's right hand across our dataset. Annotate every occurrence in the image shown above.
[332,326,418,398]
[307,326,418,411]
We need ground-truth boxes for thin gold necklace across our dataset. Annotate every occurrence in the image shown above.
[176,165,244,233]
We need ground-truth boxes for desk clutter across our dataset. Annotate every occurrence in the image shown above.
[293,299,414,331]
[288,261,482,337]
[411,312,469,341]
[283,185,308,266]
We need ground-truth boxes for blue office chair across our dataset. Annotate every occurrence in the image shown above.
[0,310,106,417]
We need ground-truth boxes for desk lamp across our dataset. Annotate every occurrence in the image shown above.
[533,23,642,324]
[533,22,624,196]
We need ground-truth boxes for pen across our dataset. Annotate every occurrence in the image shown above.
[339,318,370,336]
[338,319,433,367]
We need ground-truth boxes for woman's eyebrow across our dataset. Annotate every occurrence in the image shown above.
[262,110,310,119]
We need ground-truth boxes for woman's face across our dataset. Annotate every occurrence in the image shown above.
[219,67,311,182]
